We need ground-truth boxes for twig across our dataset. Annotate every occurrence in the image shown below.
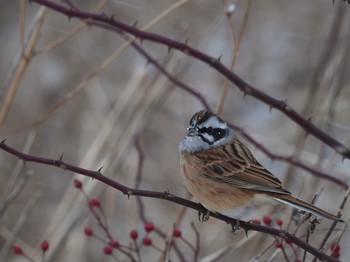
[191,222,200,262]
[19,0,27,46]
[311,187,350,262]
[134,136,146,222]
[35,0,108,54]
[0,192,41,261]
[0,6,47,127]
[216,0,251,115]
[0,171,32,219]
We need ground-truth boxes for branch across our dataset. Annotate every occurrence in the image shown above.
[29,0,350,159]
[0,141,341,262]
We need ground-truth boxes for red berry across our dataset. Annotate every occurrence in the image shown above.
[143,237,152,246]
[74,179,82,189]
[41,240,49,252]
[285,238,292,244]
[12,245,23,255]
[144,222,155,232]
[275,241,283,248]
[332,250,340,258]
[130,230,138,240]
[109,240,119,248]
[330,242,340,253]
[252,219,261,225]
[103,245,113,255]
[262,215,272,225]
[294,259,302,262]
[84,227,93,236]
[276,218,283,226]
[173,228,182,238]
[89,198,101,207]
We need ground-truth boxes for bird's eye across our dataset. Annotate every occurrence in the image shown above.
[212,128,225,139]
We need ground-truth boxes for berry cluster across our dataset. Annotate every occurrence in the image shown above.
[252,215,342,261]
[12,240,49,261]
[75,179,186,260]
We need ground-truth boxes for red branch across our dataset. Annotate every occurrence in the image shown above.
[29,0,350,159]
[0,141,341,262]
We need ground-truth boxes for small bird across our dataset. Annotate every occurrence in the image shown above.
[179,110,342,222]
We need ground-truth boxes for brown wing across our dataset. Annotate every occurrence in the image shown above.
[193,138,290,195]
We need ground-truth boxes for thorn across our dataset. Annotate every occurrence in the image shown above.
[269,106,273,113]
[1,138,6,144]
[244,228,249,237]
[184,37,190,45]
[197,208,210,222]
[126,190,133,199]
[168,46,172,53]
[97,166,104,173]
[230,220,240,234]
[163,190,170,197]
[133,21,139,27]
[307,116,312,122]
[67,8,74,21]
[59,153,64,161]
[216,55,223,63]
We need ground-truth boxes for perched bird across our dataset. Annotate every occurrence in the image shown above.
[179,110,342,222]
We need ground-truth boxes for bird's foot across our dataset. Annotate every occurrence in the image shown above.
[198,209,210,222]
[230,219,241,234]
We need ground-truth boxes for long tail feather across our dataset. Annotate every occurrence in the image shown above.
[273,195,343,222]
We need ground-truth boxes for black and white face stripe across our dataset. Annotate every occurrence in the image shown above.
[189,110,229,145]
[197,127,227,144]
[179,110,234,153]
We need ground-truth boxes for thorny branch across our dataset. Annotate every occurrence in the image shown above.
[29,0,350,159]
[0,141,342,262]
[20,0,348,191]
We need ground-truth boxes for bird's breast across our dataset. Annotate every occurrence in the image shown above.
[180,153,256,214]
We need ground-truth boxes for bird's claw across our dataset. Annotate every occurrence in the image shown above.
[230,220,241,234]
[198,209,210,222]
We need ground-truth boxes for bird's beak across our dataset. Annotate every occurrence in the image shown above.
[187,127,197,137]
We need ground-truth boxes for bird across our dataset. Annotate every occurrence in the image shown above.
[179,110,342,222]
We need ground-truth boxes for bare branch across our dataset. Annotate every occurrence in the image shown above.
[0,141,342,262]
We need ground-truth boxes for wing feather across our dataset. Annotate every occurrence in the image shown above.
[195,139,290,194]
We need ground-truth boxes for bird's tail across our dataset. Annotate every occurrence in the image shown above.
[273,194,343,222]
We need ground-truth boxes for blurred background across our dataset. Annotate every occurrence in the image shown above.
[0,0,350,261]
